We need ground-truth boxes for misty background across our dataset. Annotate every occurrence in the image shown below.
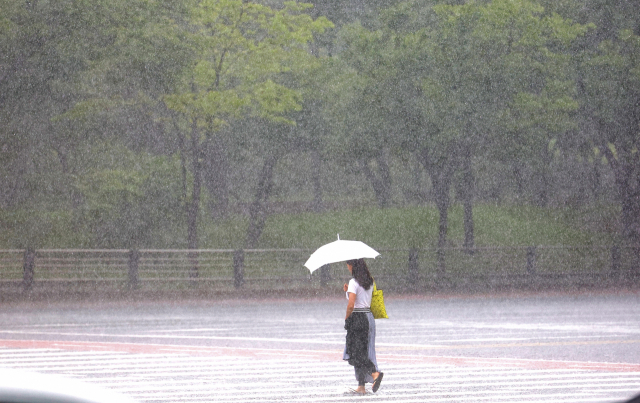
[1,0,638,259]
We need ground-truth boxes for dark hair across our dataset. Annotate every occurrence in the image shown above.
[347,258,373,290]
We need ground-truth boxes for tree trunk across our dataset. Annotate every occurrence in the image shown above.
[513,164,525,197]
[419,148,454,276]
[1,152,27,208]
[361,149,392,208]
[435,198,448,275]
[178,130,188,212]
[53,142,82,210]
[377,150,392,207]
[311,149,324,212]
[461,153,475,254]
[620,168,640,246]
[601,142,640,274]
[609,154,640,246]
[536,163,550,207]
[203,136,230,219]
[591,162,602,201]
[167,110,188,211]
[411,152,428,204]
[187,120,202,278]
[244,153,279,249]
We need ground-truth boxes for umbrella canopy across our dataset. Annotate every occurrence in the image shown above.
[304,235,380,273]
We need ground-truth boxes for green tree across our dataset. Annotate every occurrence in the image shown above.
[332,0,588,271]
[570,0,640,246]
[0,0,153,246]
[73,142,183,248]
[163,0,331,254]
[419,0,586,268]
[322,22,408,208]
[0,0,88,210]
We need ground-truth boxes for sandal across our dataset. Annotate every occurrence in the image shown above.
[372,372,384,393]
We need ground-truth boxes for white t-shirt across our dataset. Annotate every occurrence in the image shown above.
[346,278,373,309]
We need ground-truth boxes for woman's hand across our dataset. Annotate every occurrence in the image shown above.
[343,283,348,292]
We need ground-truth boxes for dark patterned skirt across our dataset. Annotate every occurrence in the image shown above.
[343,309,379,384]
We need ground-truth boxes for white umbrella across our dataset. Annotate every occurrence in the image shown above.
[304,235,380,273]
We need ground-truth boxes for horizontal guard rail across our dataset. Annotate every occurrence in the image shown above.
[0,247,638,295]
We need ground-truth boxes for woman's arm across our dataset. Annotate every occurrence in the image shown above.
[345,292,356,319]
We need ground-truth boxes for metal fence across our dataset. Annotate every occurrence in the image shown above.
[1,246,638,295]
[372,246,639,290]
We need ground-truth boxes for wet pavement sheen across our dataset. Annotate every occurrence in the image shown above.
[1,291,639,402]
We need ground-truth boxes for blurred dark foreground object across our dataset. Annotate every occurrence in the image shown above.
[623,393,640,403]
[0,368,138,403]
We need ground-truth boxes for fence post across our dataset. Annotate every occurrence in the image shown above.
[526,246,536,275]
[128,249,140,290]
[233,249,244,288]
[23,248,35,292]
[408,248,420,287]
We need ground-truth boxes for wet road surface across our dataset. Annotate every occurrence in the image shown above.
[1,291,639,402]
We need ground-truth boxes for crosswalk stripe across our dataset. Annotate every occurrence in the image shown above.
[2,346,639,403]
[3,339,639,372]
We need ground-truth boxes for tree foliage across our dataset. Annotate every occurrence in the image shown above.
[324,0,589,263]
[570,1,640,244]
[1,0,638,255]
[161,0,331,251]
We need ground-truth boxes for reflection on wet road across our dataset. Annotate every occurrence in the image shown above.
[1,292,639,402]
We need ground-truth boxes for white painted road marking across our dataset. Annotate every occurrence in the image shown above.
[2,294,640,402]
[1,342,640,402]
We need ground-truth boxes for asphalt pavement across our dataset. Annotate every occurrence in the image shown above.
[1,290,639,402]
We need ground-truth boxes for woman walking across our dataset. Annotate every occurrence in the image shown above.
[343,258,383,394]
